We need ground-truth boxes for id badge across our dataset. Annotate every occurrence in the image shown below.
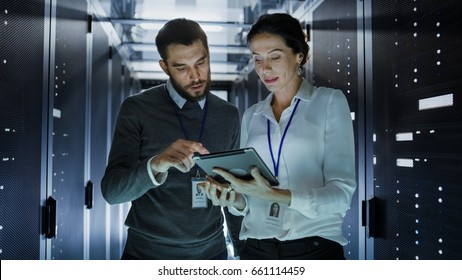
[264,202,284,229]
[191,177,207,208]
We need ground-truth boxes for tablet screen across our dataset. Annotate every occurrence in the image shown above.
[192,147,279,186]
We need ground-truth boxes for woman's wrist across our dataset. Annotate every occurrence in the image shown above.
[267,188,292,206]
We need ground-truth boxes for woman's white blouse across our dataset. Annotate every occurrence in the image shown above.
[232,79,356,245]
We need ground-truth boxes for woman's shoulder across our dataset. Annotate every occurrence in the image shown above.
[311,86,347,104]
[313,85,343,96]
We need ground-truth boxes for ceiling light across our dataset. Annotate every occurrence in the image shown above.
[139,22,223,32]
[139,23,164,30]
[200,25,224,32]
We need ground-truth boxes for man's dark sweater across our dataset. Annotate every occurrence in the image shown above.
[101,82,241,259]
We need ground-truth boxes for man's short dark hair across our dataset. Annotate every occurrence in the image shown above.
[155,18,209,61]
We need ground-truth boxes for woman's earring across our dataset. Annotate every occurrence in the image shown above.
[298,67,302,76]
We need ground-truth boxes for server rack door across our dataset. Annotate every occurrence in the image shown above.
[311,0,360,260]
[370,0,462,259]
[123,65,133,100]
[0,0,46,260]
[49,0,88,259]
[87,19,110,260]
[108,50,127,260]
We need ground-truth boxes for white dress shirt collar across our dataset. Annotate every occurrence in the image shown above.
[253,79,315,117]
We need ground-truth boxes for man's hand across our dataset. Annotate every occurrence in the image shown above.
[150,139,209,173]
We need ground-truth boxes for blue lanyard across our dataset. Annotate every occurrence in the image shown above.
[267,98,301,178]
[169,92,208,142]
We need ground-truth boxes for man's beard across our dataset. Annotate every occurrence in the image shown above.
[170,76,211,102]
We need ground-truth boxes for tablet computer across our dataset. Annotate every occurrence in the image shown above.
[193,147,279,186]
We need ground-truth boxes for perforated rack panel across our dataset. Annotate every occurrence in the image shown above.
[371,0,462,259]
[0,0,45,260]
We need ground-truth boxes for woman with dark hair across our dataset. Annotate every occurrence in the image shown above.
[203,13,356,260]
